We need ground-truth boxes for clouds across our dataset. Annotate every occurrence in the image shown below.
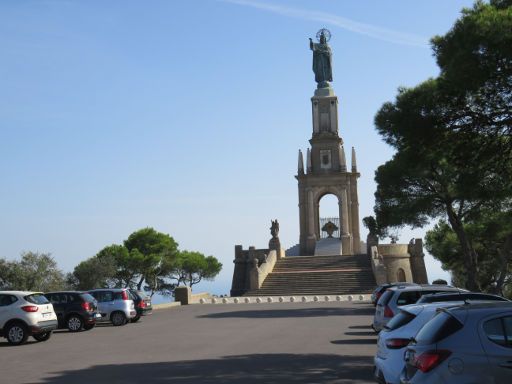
[222,0,428,48]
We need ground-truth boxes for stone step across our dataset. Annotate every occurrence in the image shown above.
[243,253,376,297]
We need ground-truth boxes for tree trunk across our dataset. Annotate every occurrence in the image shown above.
[446,203,479,291]
[495,233,512,295]
[137,275,144,291]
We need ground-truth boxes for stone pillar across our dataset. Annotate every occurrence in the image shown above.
[174,286,192,305]
[306,189,317,254]
[340,189,352,255]
[230,245,248,297]
[350,177,361,253]
[409,239,429,284]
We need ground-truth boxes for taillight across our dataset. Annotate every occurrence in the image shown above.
[385,338,410,349]
[384,305,394,318]
[121,290,129,300]
[376,292,383,301]
[21,305,39,312]
[81,302,91,311]
[138,301,145,309]
[413,350,451,373]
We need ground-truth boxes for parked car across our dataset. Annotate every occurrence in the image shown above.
[371,283,419,306]
[128,289,153,323]
[374,297,506,384]
[416,291,510,304]
[373,284,464,332]
[0,291,58,345]
[45,291,101,331]
[400,302,512,384]
[88,288,136,326]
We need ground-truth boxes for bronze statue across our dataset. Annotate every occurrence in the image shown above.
[309,28,333,88]
[270,219,279,239]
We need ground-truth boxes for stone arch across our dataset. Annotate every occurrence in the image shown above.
[313,187,342,239]
[397,268,406,282]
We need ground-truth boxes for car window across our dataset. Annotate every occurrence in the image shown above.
[113,291,124,301]
[397,291,420,306]
[503,317,512,347]
[80,293,96,303]
[385,310,416,331]
[0,294,18,306]
[415,311,463,345]
[59,293,68,304]
[25,294,50,305]
[67,294,76,303]
[377,290,394,306]
[47,294,59,304]
[483,318,507,347]
[96,291,113,302]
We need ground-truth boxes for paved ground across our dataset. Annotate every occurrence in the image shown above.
[1,302,378,383]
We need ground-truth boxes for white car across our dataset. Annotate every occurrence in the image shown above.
[373,284,464,332]
[0,291,58,345]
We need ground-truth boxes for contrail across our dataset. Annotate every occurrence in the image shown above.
[222,0,428,48]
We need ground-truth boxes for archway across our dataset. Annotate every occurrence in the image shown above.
[318,193,340,239]
[397,268,406,282]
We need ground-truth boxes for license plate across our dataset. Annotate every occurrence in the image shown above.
[94,313,101,318]
[42,312,51,319]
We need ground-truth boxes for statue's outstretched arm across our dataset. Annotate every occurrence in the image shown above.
[309,38,313,50]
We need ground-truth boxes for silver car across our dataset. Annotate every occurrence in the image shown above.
[373,284,464,332]
[87,289,136,326]
[400,302,512,384]
[374,302,466,384]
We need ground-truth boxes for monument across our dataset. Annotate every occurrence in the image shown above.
[296,28,361,256]
[230,30,428,297]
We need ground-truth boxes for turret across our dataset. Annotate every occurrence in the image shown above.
[351,147,357,173]
[298,150,304,175]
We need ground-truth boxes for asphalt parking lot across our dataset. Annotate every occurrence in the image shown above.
[2,301,377,383]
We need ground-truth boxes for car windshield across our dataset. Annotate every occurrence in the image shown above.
[414,311,463,345]
[377,290,394,306]
[385,310,416,331]
[25,293,50,305]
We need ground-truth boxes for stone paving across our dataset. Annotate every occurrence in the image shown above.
[1,301,378,383]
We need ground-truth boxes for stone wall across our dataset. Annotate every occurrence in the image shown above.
[231,245,282,296]
[368,239,429,285]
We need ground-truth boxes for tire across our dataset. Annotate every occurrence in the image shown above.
[111,311,127,326]
[130,315,141,323]
[67,315,84,332]
[33,332,52,342]
[6,322,29,346]
[83,323,95,331]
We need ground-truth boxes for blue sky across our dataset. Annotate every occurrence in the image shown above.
[0,0,476,296]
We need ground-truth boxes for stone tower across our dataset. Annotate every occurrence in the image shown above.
[297,30,361,256]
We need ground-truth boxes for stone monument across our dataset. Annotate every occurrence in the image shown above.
[297,29,361,256]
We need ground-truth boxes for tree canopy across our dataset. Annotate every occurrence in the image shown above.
[69,227,221,296]
[0,252,67,292]
[373,0,512,291]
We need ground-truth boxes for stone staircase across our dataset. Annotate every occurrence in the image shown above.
[244,254,376,296]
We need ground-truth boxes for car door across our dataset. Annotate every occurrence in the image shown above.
[480,314,512,384]
[96,291,114,319]
[0,294,17,329]
[46,294,64,325]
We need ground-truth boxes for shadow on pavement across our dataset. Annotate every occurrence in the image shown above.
[198,306,375,319]
[331,339,377,346]
[348,325,373,330]
[344,331,376,337]
[40,354,374,384]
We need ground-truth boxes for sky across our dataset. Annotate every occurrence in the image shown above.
[0,0,477,297]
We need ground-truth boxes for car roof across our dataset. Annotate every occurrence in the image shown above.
[443,302,512,321]
[420,291,509,301]
[387,284,462,292]
[399,301,468,315]
[0,290,43,296]
[46,291,86,294]
[88,288,127,291]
